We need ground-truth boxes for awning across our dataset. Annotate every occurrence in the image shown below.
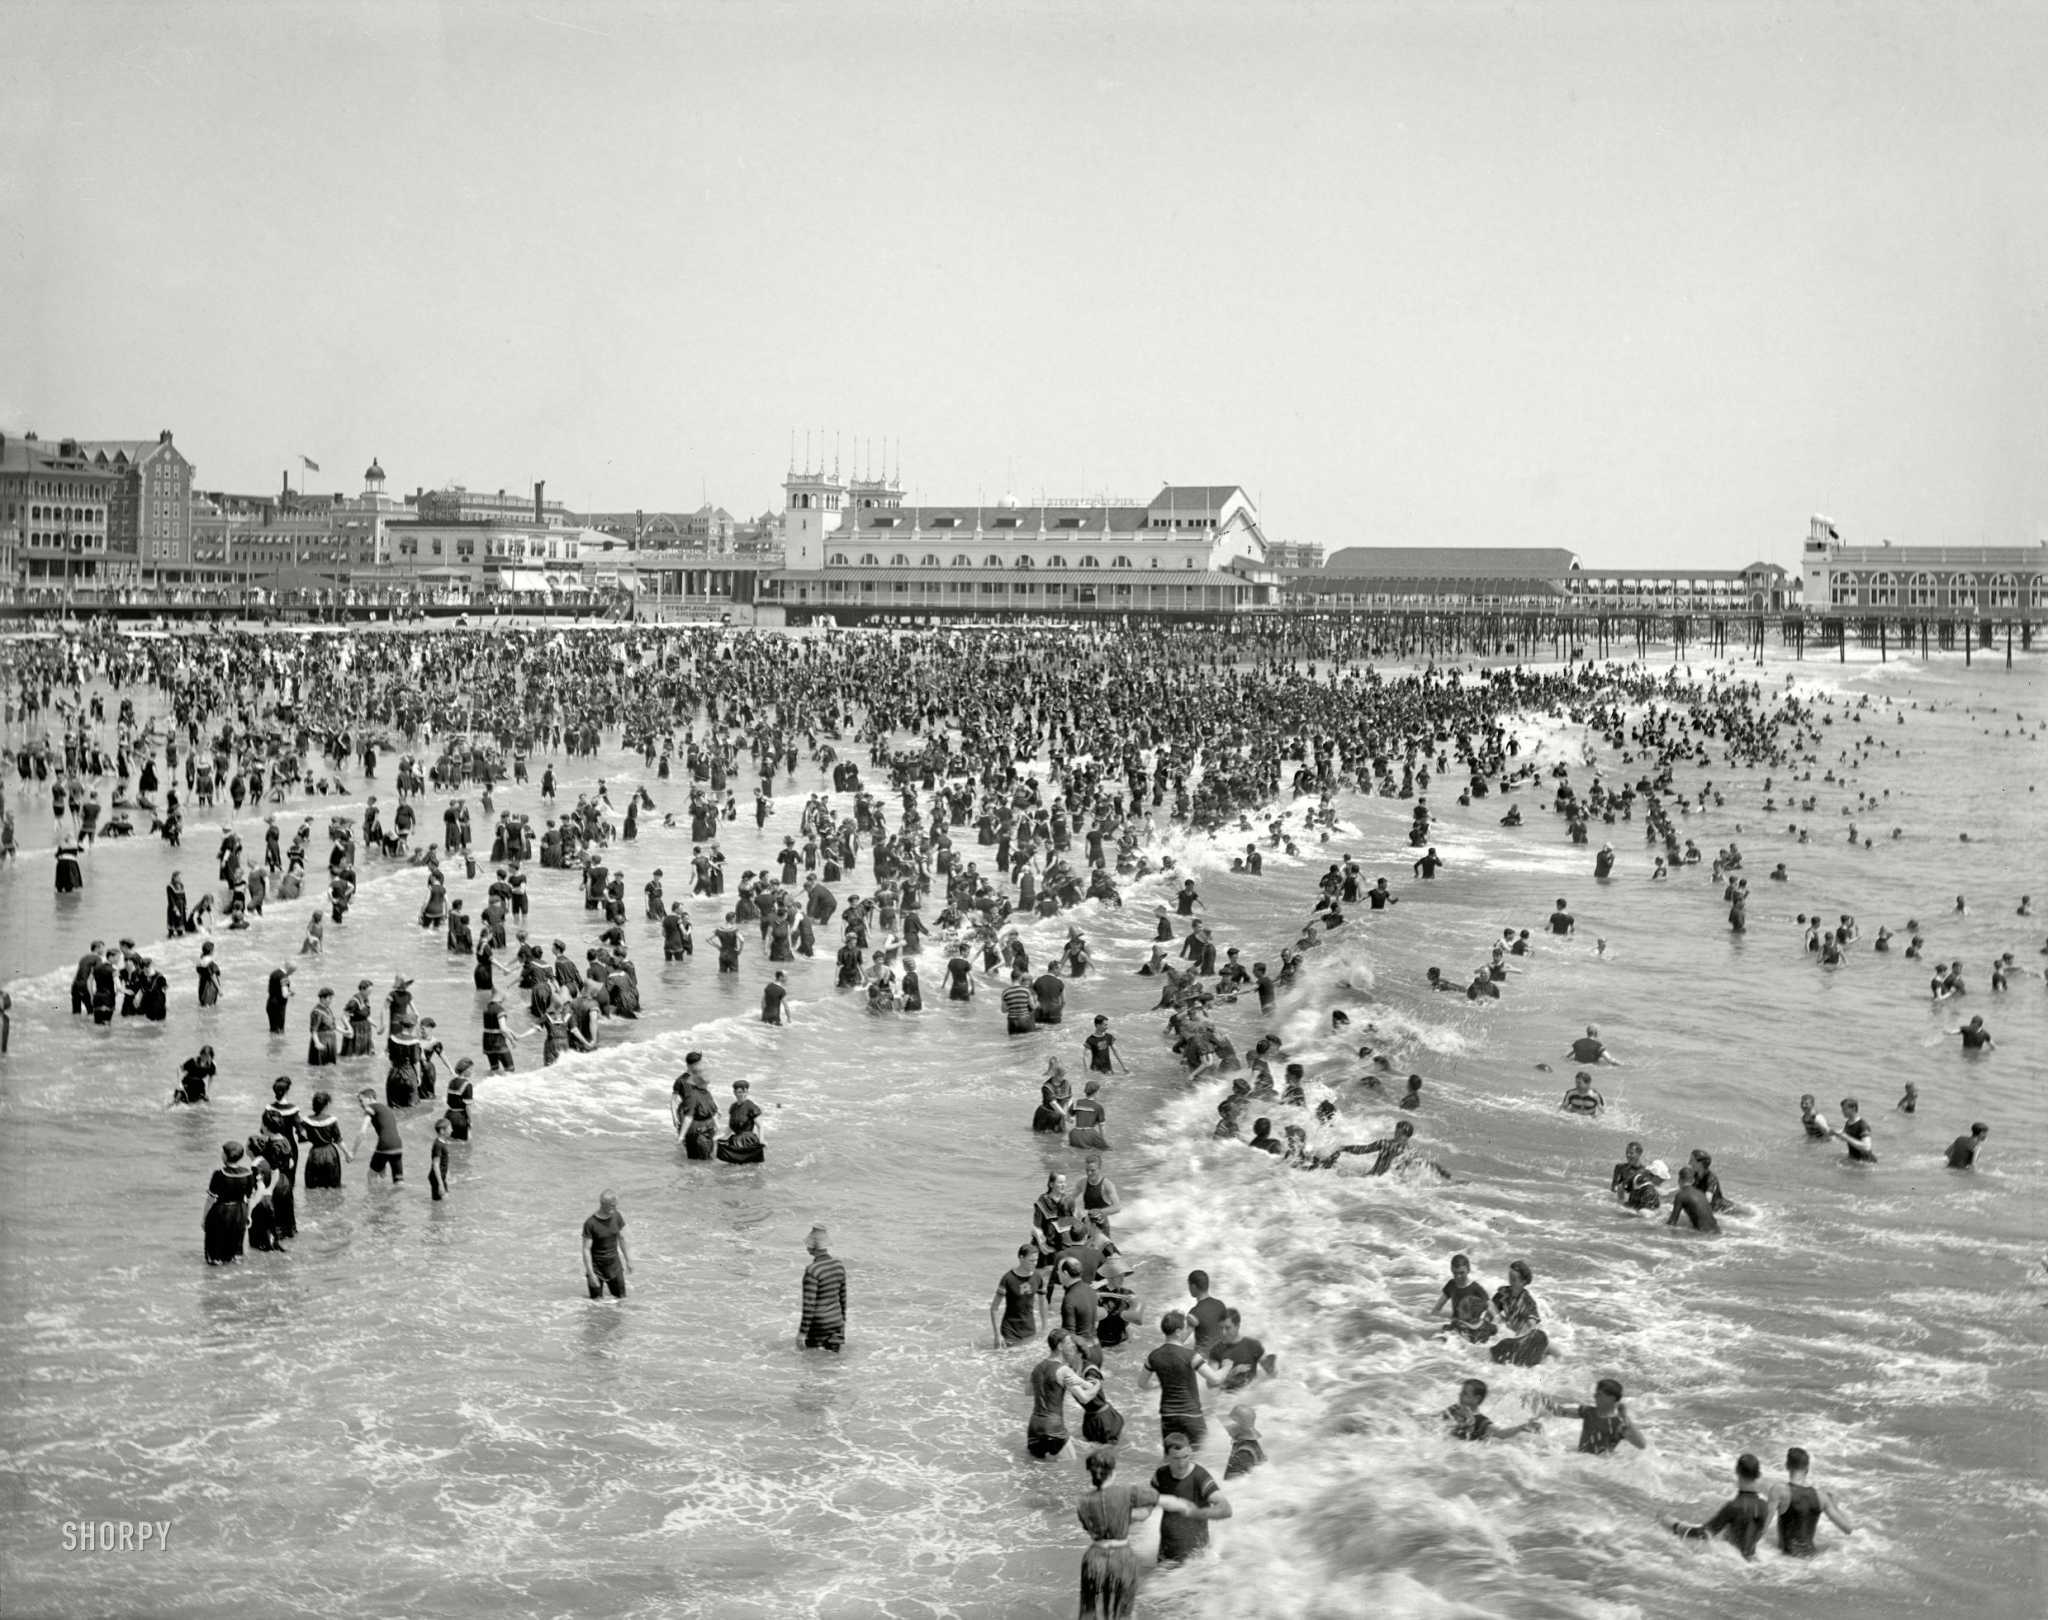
[492,569,550,591]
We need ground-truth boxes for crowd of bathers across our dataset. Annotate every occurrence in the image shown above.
[2,617,2028,1610]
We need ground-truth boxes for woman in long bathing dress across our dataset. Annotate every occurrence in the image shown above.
[196,942,222,1008]
[245,1148,286,1253]
[300,1091,348,1190]
[307,988,340,1065]
[1075,1445,1184,1619]
[202,1142,256,1265]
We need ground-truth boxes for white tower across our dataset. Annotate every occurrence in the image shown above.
[783,462,847,574]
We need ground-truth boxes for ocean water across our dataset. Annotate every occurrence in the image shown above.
[1,642,2043,1620]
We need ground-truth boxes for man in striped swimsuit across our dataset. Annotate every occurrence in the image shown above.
[799,1225,847,1352]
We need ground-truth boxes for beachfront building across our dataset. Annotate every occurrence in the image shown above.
[66,431,195,589]
[417,482,573,529]
[1289,547,1581,609]
[1567,563,1794,615]
[0,433,120,602]
[769,464,1275,621]
[1800,516,2048,615]
[1280,548,1795,616]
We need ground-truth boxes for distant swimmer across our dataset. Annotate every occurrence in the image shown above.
[1442,1377,1542,1441]
[580,1189,631,1300]
[1895,1082,1918,1115]
[1412,847,1445,880]
[1944,1122,1990,1169]
[1561,1071,1605,1116]
[1831,1097,1877,1163]
[1569,1024,1620,1066]
[1313,1119,1450,1178]
[1766,1447,1857,1555]
[1954,1015,1996,1052]
[1533,1376,1645,1454]
[1666,1452,1770,1561]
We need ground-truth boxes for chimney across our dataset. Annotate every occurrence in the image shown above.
[534,480,545,524]
[159,430,173,444]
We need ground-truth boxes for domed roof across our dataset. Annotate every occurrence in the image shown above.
[364,457,385,483]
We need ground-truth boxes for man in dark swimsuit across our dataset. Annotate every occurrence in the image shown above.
[989,1244,1041,1348]
[581,1189,631,1299]
[1569,1024,1618,1065]
[1536,1376,1645,1454]
[1665,1166,1720,1233]
[1832,1097,1878,1162]
[1766,1446,1857,1555]
[352,1087,404,1183]
[1668,1453,1771,1560]
[1944,1122,1989,1169]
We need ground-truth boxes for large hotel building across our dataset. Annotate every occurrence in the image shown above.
[769,464,1276,617]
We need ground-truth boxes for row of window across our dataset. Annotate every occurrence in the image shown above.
[806,579,1234,597]
[825,553,1202,571]
[857,516,1198,537]
[25,504,105,523]
[12,480,112,499]
[22,533,106,551]
[1828,572,2043,609]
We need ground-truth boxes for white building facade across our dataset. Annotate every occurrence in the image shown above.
[773,467,1272,619]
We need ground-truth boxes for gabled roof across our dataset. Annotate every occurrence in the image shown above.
[1320,546,1580,580]
[76,439,172,469]
[0,438,120,478]
[1149,485,1246,514]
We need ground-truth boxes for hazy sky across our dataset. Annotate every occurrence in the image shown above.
[5,1,2043,567]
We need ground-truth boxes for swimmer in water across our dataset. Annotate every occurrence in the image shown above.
[1944,1122,1989,1170]
[1532,1376,1645,1454]
[1831,1097,1877,1163]
[1561,1071,1605,1117]
[1765,1447,1858,1556]
[1441,1377,1542,1442]
[1895,1082,1917,1115]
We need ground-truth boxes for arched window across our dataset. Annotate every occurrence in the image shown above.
[984,555,1004,568]
[828,552,848,567]
[1111,556,1132,570]
[858,553,879,567]
[1867,571,1897,607]
[1831,572,1859,607]
[1907,571,1940,608]
[1043,555,1063,569]
[950,554,971,568]
[1078,556,1098,568]
[2028,575,2048,609]
[1948,573,1974,608]
[1986,573,2018,609]
[1013,555,1033,569]
[921,554,941,569]
[889,553,909,568]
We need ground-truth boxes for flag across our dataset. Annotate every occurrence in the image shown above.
[1824,523,1839,541]
[301,455,321,473]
